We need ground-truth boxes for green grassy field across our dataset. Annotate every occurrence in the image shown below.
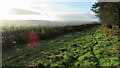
[2,25,120,67]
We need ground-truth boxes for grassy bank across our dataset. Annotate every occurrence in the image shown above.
[2,23,100,49]
[2,24,120,67]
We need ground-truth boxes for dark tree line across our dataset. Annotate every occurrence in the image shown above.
[91,2,120,29]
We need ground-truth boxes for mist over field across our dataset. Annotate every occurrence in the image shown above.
[0,20,97,26]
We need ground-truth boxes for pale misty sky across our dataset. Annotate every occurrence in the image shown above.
[0,0,98,21]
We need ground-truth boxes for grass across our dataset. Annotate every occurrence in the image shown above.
[2,24,99,49]
[2,24,120,67]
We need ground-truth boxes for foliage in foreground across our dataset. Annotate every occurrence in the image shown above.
[2,25,120,67]
[2,23,100,49]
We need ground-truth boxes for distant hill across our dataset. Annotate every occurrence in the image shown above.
[0,20,98,26]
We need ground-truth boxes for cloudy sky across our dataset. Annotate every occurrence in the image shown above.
[0,0,98,21]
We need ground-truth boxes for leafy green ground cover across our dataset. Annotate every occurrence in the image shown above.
[2,24,98,47]
[2,25,120,67]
